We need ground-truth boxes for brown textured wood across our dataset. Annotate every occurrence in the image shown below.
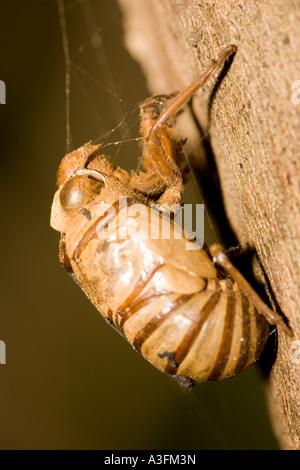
[118,0,300,450]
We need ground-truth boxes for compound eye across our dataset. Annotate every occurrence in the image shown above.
[60,175,104,213]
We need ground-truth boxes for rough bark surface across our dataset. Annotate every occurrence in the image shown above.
[118,0,300,450]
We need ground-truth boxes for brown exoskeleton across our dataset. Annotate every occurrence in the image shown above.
[50,45,290,385]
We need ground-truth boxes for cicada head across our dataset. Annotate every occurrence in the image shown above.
[50,144,115,233]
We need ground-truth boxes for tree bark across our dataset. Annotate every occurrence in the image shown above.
[118,0,300,450]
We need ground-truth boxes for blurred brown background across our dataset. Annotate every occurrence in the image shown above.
[0,0,277,449]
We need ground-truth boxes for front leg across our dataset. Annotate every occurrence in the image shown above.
[139,95,185,206]
[143,126,184,207]
[139,92,186,207]
[139,45,237,208]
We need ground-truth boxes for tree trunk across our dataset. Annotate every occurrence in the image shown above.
[118,0,300,449]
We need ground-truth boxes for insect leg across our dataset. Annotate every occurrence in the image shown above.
[134,127,185,205]
[143,45,237,207]
[148,45,237,139]
[140,93,186,171]
[145,132,184,206]
[130,169,167,196]
[209,244,292,337]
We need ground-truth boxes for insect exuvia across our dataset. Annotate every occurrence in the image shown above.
[50,45,290,386]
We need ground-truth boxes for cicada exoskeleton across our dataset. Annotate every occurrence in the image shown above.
[50,46,290,385]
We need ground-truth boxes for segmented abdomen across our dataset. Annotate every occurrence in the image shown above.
[71,201,270,383]
[112,278,269,382]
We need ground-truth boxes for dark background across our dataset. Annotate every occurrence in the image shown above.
[0,0,277,449]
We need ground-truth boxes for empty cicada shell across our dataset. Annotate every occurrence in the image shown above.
[50,46,290,386]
